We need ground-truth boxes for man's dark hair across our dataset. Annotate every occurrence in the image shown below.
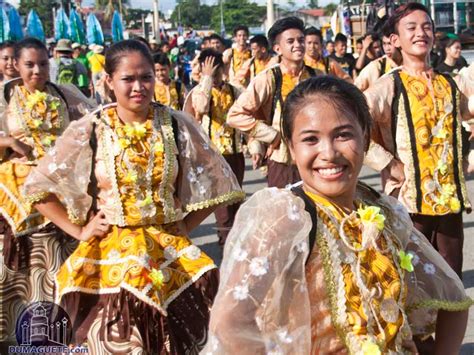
[249,35,269,49]
[198,48,224,68]
[334,33,347,44]
[209,33,224,45]
[233,25,249,37]
[268,16,304,47]
[153,52,170,67]
[304,26,322,42]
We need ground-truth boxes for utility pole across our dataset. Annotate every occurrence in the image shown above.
[153,0,161,44]
[266,0,274,33]
[220,0,225,37]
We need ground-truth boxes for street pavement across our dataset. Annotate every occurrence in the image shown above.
[190,159,474,354]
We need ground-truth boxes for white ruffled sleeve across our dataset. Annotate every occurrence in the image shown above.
[173,111,245,212]
[379,195,473,336]
[202,188,312,355]
[22,114,95,225]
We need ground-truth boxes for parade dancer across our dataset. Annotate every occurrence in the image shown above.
[364,3,474,282]
[223,25,251,83]
[203,76,472,355]
[153,53,186,110]
[227,17,320,188]
[24,40,244,353]
[0,38,94,340]
[184,49,244,246]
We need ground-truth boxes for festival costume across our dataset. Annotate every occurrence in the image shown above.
[231,56,272,88]
[364,69,473,276]
[154,79,186,110]
[355,55,398,91]
[184,75,244,245]
[23,103,245,353]
[227,63,320,188]
[0,81,94,341]
[304,54,352,82]
[223,47,251,84]
[202,184,472,354]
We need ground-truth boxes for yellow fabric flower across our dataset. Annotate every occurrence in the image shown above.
[118,138,131,149]
[124,122,147,140]
[41,136,54,147]
[26,90,47,109]
[398,250,414,272]
[449,198,461,213]
[32,119,43,128]
[49,97,60,110]
[436,160,448,175]
[123,171,138,184]
[357,206,385,231]
[441,183,456,196]
[154,141,164,153]
[435,128,447,139]
[361,340,381,355]
[149,268,164,289]
[138,194,153,207]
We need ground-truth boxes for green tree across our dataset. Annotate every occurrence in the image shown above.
[307,0,319,9]
[19,0,60,38]
[170,0,212,28]
[124,8,153,30]
[210,0,266,34]
[324,3,338,16]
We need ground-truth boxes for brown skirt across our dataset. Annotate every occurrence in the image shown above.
[63,268,219,354]
[0,216,78,341]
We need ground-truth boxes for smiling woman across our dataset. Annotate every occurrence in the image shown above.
[22,39,245,354]
[202,76,472,355]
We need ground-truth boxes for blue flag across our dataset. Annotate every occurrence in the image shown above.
[26,10,45,42]
[86,13,104,45]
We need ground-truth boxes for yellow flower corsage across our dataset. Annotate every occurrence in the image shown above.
[357,206,385,231]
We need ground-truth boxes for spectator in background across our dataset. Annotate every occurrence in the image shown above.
[72,43,91,97]
[88,44,105,87]
[191,33,225,85]
[304,27,352,82]
[149,38,159,53]
[355,33,383,73]
[329,33,356,79]
[354,37,363,59]
[49,39,88,93]
[324,40,335,57]
[437,37,468,75]
[0,41,18,82]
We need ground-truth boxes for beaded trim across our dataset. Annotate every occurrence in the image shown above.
[24,191,51,206]
[157,106,178,223]
[185,190,246,212]
[407,298,474,312]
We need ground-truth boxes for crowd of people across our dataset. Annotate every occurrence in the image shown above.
[0,2,473,354]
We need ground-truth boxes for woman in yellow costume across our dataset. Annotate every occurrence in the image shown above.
[0,37,94,341]
[203,77,471,354]
[24,39,244,353]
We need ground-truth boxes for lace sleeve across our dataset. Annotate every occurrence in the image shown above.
[379,194,473,337]
[173,111,245,212]
[202,188,312,355]
[22,113,95,225]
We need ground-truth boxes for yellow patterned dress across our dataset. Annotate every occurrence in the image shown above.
[154,80,185,110]
[24,103,245,353]
[0,82,81,341]
[202,184,472,354]
[399,71,463,215]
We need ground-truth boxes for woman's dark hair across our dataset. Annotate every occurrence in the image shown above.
[198,48,224,68]
[133,36,151,49]
[104,39,154,76]
[153,52,171,67]
[439,37,461,63]
[0,41,15,51]
[14,37,48,60]
[268,17,304,47]
[386,3,433,35]
[282,76,372,147]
